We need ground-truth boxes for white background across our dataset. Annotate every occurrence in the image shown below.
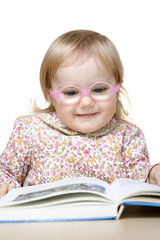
[0,0,159,164]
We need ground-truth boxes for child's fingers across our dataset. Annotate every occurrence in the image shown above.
[8,183,16,192]
[0,183,9,198]
[0,183,16,199]
[155,172,160,186]
[153,165,160,186]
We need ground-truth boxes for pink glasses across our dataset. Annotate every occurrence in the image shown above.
[50,81,120,105]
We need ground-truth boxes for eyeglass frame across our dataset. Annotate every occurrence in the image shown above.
[50,81,120,105]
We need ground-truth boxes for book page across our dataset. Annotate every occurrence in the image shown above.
[110,178,160,202]
[0,177,113,207]
[0,203,118,222]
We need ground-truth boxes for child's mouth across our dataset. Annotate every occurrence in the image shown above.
[76,113,97,118]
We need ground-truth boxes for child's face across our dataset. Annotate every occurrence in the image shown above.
[51,56,117,133]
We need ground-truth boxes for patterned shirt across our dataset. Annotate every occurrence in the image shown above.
[0,112,151,187]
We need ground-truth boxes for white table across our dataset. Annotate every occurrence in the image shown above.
[0,205,160,240]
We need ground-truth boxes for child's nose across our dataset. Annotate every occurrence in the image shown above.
[79,96,94,108]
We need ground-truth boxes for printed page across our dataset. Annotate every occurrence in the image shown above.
[0,177,113,207]
[110,178,160,202]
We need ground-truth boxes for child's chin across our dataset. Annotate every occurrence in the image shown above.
[75,126,99,134]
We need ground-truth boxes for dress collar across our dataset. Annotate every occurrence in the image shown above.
[39,112,119,137]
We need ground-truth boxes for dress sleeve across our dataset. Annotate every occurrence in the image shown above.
[0,118,32,187]
[121,125,151,181]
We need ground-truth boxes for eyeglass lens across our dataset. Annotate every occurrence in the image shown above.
[59,82,112,104]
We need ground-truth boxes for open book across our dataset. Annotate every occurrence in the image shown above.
[0,177,160,222]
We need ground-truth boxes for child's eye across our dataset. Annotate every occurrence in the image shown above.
[92,87,107,93]
[63,90,79,96]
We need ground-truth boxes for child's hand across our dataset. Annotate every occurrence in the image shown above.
[149,164,160,186]
[0,183,16,199]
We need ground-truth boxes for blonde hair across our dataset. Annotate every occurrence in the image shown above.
[33,29,130,123]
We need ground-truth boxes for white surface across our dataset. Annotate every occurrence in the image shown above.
[0,0,160,164]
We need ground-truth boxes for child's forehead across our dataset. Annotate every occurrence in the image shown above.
[50,51,115,84]
[60,52,92,67]
[59,53,108,71]
[52,55,115,87]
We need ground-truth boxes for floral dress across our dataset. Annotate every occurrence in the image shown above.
[0,112,151,187]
